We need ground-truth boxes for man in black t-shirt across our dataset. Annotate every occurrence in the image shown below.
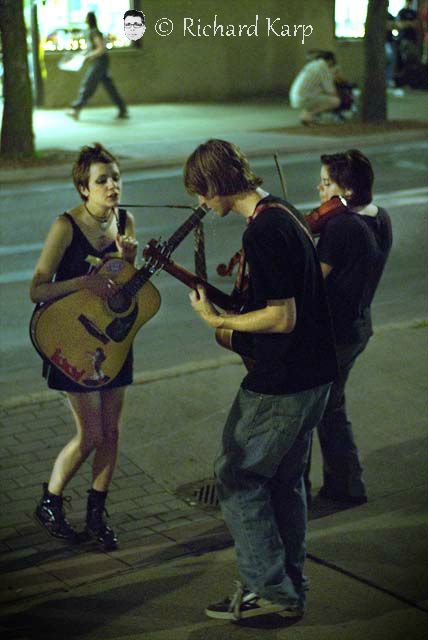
[183,139,337,622]
[310,150,392,506]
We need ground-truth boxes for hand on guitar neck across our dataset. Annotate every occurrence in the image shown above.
[143,241,255,370]
[143,240,238,311]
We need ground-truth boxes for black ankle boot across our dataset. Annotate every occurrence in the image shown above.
[85,489,118,551]
[34,483,79,543]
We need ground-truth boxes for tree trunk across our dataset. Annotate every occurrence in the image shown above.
[0,0,35,157]
[31,2,45,107]
[360,0,388,122]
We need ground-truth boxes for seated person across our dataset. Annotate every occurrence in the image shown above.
[289,51,340,126]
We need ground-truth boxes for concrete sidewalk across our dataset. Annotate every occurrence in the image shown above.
[1,90,428,184]
[0,323,427,638]
[1,93,427,637]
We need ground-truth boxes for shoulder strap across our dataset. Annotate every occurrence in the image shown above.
[254,201,314,245]
[234,199,313,296]
[118,208,127,235]
[60,212,79,237]
[61,211,75,225]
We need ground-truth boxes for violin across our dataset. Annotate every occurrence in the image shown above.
[216,250,242,277]
[305,195,348,235]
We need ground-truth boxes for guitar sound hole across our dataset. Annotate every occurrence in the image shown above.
[108,291,132,314]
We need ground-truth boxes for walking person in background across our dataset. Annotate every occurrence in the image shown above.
[306,150,393,506]
[184,139,337,621]
[67,12,129,121]
[289,51,340,126]
[30,144,138,550]
[385,10,398,88]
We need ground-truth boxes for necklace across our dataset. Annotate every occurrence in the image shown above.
[84,203,114,230]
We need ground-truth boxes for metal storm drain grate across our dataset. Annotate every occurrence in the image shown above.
[194,481,219,507]
[177,478,220,508]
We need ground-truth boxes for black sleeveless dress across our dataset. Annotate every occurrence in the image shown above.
[43,209,133,392]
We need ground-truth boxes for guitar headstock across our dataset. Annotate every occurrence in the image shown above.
[143,239,171,273]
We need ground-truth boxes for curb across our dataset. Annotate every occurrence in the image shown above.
[0,354,241,411]
[1,321,426,411]
[1,129,427,184]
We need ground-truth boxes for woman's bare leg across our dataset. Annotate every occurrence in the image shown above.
[48,391,103,495]
[91,387,127,491]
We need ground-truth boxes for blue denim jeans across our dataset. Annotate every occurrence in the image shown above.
[214,383,330,606]
[72,56,126,112]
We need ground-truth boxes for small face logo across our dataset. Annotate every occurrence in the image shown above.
[124,11,146,41]
[104,259,125,273]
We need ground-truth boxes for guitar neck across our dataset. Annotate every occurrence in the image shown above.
[124,205,209,297]
[123,263,154,297]
[161,259,236,311]
[166,204,208,252]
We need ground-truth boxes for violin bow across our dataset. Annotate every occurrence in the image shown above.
[273,153,312,233]
[274,153,288,199]
[120,204,195,210]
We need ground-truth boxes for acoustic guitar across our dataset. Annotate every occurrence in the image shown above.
[143,242,255,370]
[30,205,208,389]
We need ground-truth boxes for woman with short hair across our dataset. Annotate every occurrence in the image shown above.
[30,143,137,550]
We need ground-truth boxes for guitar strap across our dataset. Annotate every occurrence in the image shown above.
[234,199,314,297]
[118,208,127,235]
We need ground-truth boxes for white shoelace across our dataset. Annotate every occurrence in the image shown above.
[229,581,258,620]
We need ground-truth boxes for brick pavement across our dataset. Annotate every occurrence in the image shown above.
[0,395,229,607]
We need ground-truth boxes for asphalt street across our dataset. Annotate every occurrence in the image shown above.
[0,98,427,639]
[1,142,427,401]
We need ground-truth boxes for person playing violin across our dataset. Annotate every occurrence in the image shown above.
[184,139,337,621]
[306,150,393,505]
[30,143,138,550]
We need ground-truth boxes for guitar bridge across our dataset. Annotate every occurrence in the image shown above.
[78,315,109,344]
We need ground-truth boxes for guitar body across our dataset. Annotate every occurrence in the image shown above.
[215,328,255,371]
[30,258,161,389]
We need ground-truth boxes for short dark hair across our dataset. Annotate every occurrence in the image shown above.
[184,139,263,198]
[317,50,336,65]
[72,143,119,201]
[320,149,374,207]
[86,12,98,29]
[307,49,336,64]
[123,9,145,24]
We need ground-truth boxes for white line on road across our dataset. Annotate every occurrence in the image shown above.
[1,187,427,260]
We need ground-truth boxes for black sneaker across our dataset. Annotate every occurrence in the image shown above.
[116,111,130,120]
[205,582,304,621]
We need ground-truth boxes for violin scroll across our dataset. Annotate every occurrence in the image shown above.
[216,250,243,277]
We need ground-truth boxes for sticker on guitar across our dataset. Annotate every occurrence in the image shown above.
[103,258,127,274]
[51,347,87,382]
[51,346,110,386]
